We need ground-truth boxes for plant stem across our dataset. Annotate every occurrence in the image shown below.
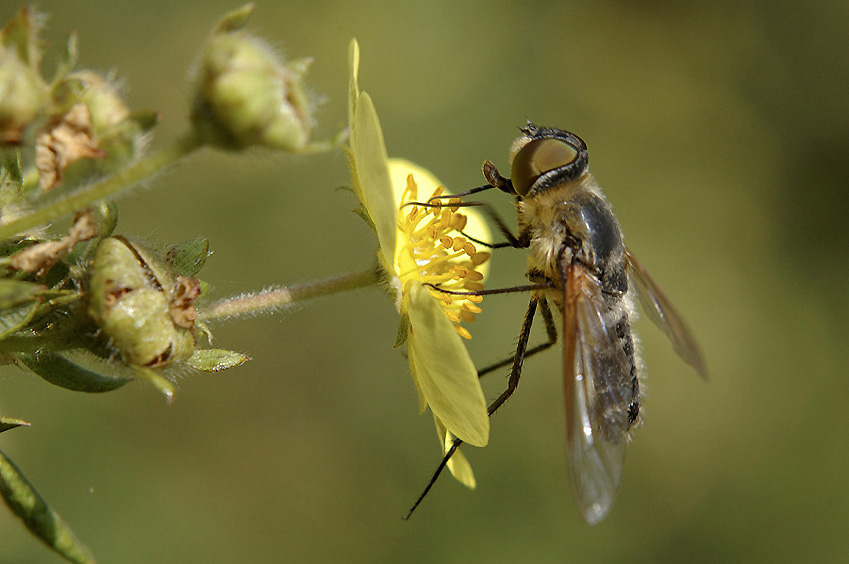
[198,267,381,321]
[0,131,205,240]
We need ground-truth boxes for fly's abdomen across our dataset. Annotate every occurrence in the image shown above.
[591,291,641,440]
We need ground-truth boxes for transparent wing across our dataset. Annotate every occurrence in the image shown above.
[562,261,634,525]
[624,248,708,379]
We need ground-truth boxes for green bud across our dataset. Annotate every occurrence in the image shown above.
[0,45,48,144]
[39,72,150,191]
[62,72,129,132]
[191,5,315,151]
[87,237,198,368]
[0,7,49,145]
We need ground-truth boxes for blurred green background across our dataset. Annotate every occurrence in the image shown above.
[2,1,848,562]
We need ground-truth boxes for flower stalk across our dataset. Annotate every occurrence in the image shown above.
[0,131,205,240]
[198,266,381,321]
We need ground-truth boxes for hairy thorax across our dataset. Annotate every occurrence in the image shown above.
[518,172,627,306]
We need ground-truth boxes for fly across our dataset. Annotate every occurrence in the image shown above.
[404,122,707,525]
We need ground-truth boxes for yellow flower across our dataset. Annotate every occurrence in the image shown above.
[347,40,490,487]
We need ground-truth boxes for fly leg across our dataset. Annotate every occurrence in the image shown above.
[407,197,528,249]
[404,294,555,519]
[478,298,557,378]
[485,294,539,415]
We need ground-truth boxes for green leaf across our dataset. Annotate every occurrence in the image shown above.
[0,301,39,339]
[0,151,24,211]
[0,416,30,434]
[165,236,210,277]
[0,447,96,564]
[18,351,131,393]
[187,349,250,372]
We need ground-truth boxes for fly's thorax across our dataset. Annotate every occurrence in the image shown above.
[519,173,627,296]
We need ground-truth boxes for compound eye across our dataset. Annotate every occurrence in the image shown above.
[510,138,579,196]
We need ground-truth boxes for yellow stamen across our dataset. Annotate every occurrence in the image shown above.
[397,175,489,341]
[465,270,484,282]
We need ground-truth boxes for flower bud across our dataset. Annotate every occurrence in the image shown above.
[38,72,150,191]
[191,6,315,151]
[0,45,48,144]
[87,237,198,368]
[0,8,50,145]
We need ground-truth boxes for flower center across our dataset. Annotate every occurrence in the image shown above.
[397,174,490,340]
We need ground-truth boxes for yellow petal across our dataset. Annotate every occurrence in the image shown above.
[351,93,397,271]
[347,39,360,125]
[387,158,432,208]
[406,281,489,446]
[434,415,476,489]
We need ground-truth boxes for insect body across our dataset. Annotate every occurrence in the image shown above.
[407,123,706,525]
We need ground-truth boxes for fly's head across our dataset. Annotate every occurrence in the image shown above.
[508,123,589,198]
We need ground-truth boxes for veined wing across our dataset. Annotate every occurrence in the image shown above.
[562,260,634,525]
[624,248,707,379]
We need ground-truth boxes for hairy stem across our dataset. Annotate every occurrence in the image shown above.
[198,267,382,321]
[0,132,205,240]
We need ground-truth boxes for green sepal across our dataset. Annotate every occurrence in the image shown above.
[76,200,118,264]
[352,204,376,233]
[1,149,23,184]
[126,109,161,133]
[0,446,96,564]
[18,351,131,393]
[50,31,79,85]
[195,320,213,344]
[0,6,44,68]
[198,279,211,299]
[165,236,210,277]
[0,416,30,434]
[394,313,409,348]
[132,366,176,403]
[214,3,255,33]
[0,279,44,309]
[187,349,250,372]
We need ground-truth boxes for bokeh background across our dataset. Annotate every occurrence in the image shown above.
[2,1,848,562]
